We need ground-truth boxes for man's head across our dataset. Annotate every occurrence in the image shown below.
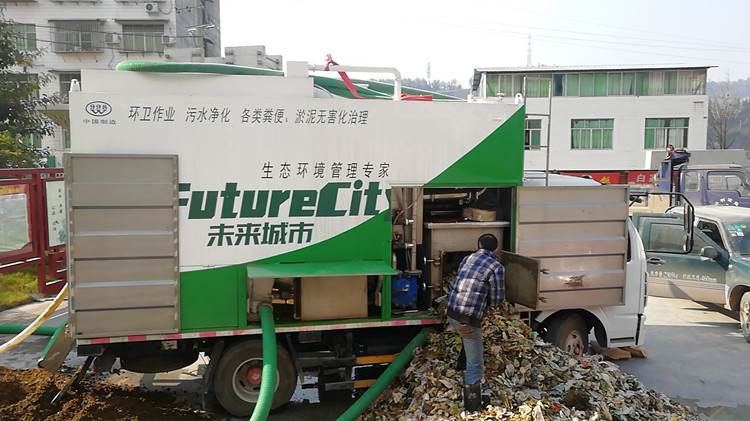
[477,233,498,252]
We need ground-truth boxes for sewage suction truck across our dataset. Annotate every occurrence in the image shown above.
[37,60,694,417]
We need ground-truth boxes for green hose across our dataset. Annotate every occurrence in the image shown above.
[249,304,277,421]
[39,321,68,360]
[335,328,431,421]
[0,324,57,336]
[115,60,283,76]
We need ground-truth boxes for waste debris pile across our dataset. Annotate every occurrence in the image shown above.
[0,366,209,421]
[363,305,699,421]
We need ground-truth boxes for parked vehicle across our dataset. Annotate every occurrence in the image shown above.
[633,206,750,342]
[655,150,750,207]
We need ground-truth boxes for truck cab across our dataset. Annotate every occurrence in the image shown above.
[634,206,750,342]
[656,149,750,207]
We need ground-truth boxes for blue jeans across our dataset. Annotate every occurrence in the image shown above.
[448,317,484,385]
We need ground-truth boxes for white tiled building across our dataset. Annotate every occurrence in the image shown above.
[2,0,220,166]
[471,64,713,171]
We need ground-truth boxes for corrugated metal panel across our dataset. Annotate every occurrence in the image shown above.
[516,186,628,309]
[67,154,179,339]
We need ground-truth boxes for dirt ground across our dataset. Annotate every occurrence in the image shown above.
[0,366,210,421]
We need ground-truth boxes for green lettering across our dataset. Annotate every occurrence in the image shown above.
[317,182,349,216]
[290,190,317,217]
[349,180,363,216]
[189,190,218,219]
[363,182,382,215]
[239,190,269,218]
[220,182,240,218]
[268,190,291,217]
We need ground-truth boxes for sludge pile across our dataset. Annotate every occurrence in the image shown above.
[0,366,208,421]
[363,307,699,421]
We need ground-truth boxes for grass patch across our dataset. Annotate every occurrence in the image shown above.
[0,270,36,311]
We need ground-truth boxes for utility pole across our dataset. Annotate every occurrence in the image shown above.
[526,35,532,67]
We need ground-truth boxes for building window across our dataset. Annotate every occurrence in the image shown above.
[553,74,564,96]
[525,119,542,150]
[571,119,614,150]
[3,73,39,99]
[63,128,71,150]
[52,21,104,52]
[121,24,164,53]
[607,72,622,95]
[12,23,36,51]
[58,72,81,103]
[566,73,579,96]
[644,118,688,149]
[22,134,42,149]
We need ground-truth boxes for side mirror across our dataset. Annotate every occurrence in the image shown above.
[700,246,720,260]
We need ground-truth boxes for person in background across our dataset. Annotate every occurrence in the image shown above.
[446,233,505,412]
[665,144,675,159]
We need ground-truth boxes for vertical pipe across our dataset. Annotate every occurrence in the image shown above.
[545,79,553,187]
[381,275,392,321]
[249,304,276,421]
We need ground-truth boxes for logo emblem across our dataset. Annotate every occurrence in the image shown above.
[85,101,112,117]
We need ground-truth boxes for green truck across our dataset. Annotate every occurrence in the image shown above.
[634,206,750,342]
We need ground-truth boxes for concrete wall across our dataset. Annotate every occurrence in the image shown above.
[520,94,709,171]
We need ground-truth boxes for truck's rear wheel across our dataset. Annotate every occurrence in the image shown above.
[546,313,590,356]
[740,292,750,343]
[213,339,297,417]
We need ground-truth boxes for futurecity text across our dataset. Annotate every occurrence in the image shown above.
[179,181,390,247]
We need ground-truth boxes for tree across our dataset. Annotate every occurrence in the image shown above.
[0,14,59,167]
[708,78,741,149]
[0,131,47,168]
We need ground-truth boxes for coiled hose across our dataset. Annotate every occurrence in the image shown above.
[0,284,68,354]
[249,304,277,421]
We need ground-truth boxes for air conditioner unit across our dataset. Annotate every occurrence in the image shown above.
[104,33,120,44]
[161,35,174,45]
[145,2,159,13]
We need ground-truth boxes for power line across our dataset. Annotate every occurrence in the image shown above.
[12,22,202,39]
[490,6,750,51]
[12,34,167,55]
[445,23,750,66]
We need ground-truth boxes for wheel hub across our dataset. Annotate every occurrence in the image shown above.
[246,367,262,385]
[564,331,584,356]
[741,301,750,332]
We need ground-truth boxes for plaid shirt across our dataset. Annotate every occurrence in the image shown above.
[447,249,505,327]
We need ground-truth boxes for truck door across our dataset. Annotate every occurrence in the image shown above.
[638,216,726,304]
[515,185,630,310]
[496,251,540,309]
[706,171,750,207]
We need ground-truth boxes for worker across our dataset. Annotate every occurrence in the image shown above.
[446,233,505,412]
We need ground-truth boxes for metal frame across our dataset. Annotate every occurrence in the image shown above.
[0,168,67,294]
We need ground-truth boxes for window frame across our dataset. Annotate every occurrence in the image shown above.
[52,20,104,53]
[525,119,542,150]
[58,72,82,104]
[12,23,37,51]
[644,118,689,149]
[570,118,615,150]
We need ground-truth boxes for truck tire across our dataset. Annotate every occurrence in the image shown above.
[740,292,750,344]
[213,339,297,417]
[546,313,590,356]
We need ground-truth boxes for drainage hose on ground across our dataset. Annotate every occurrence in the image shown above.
[335,328,431,421]
[249,304,277,421]
[0,284,68,354]
[0,324,57,336]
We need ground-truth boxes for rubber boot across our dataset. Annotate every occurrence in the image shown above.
[463,382,481,412]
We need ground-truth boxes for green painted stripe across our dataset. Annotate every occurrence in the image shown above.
[426,106,526,187]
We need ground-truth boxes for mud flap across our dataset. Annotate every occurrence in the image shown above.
[38,322,74,372]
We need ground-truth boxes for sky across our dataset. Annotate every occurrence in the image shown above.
[220,0,749,86]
